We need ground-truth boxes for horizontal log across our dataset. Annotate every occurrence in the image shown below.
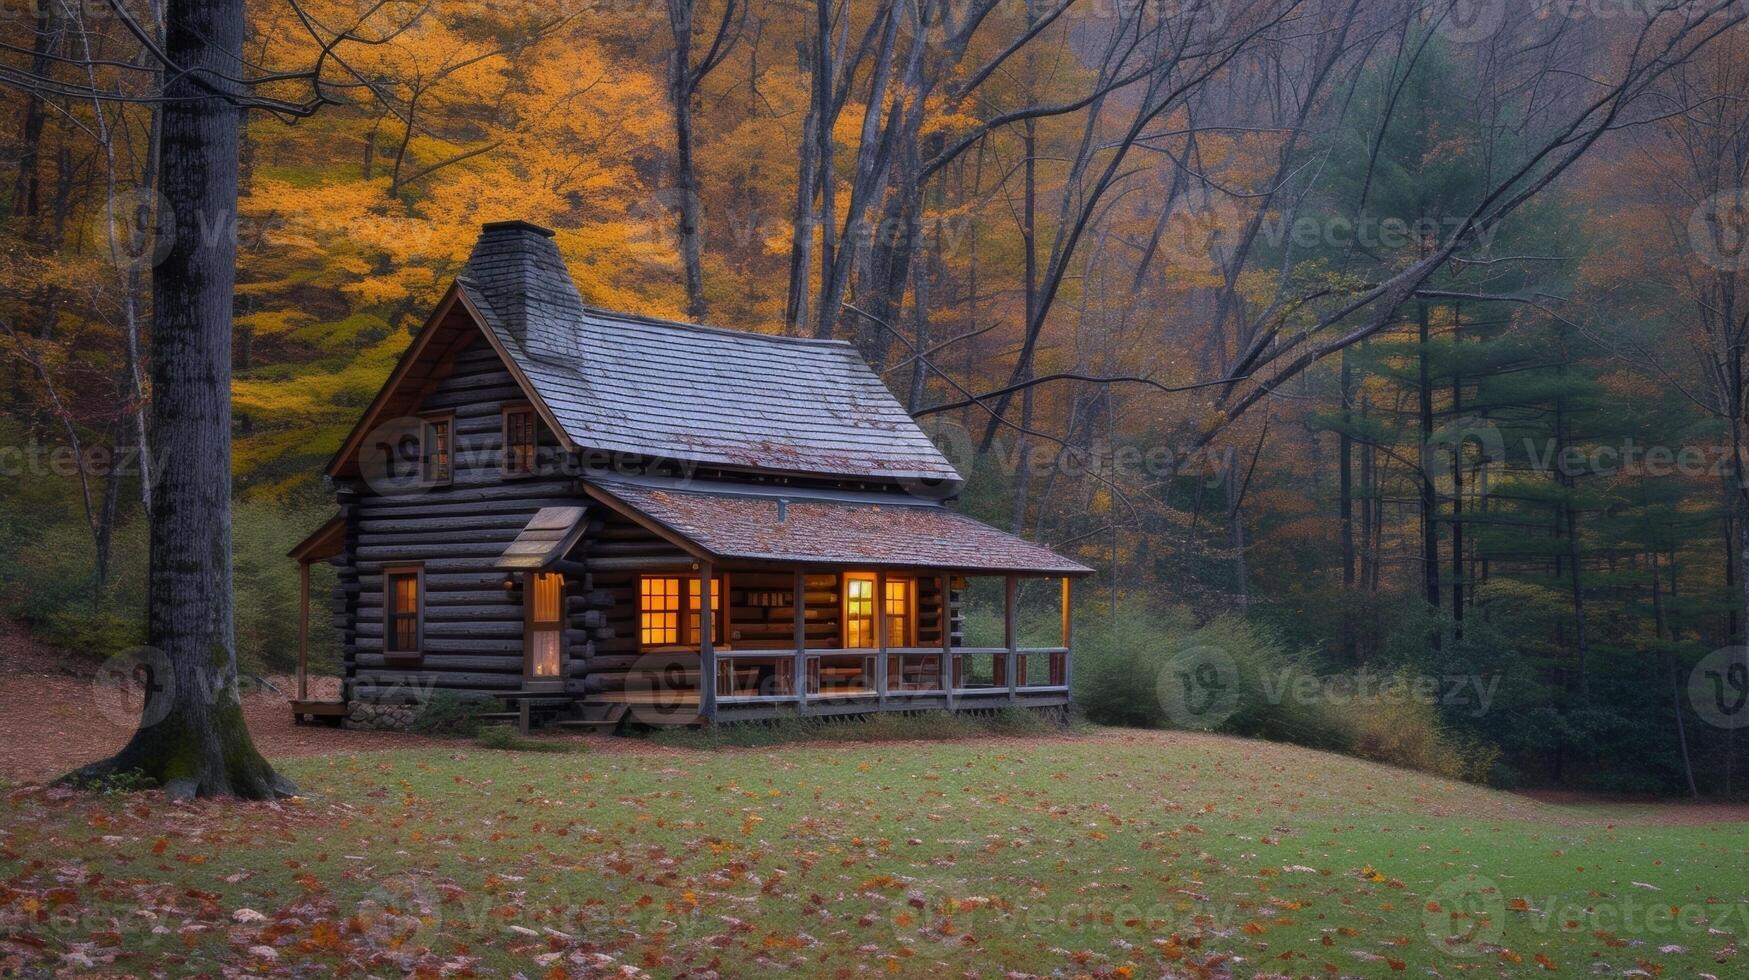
[356,654,525,671]
[354,671,525,690]
[354,637,525,654]
[357,543,515,562]
[584,556,697,571]
[359,620,523,639]
[358,529,522,548]
[359,513,534,533]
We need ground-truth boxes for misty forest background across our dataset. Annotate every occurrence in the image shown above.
[5,0,1749,796]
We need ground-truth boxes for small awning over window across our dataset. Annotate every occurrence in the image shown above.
[496,506,589,570]
[584,478,1092,576]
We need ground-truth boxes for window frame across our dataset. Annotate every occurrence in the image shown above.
[523,571,565,683]
[501,403,538,477]
[639,574,726,650]
[382,563,424,667]
[842,572,876,649]
[419,412,453,486]
[883,575,917,648]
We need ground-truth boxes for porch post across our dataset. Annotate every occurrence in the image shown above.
[1062,576,1074,690]
[296,560,310,702]
[1004,574,1019,701]
[875,569,889,707]
[699,560,716,723]
[792,569,807,708]
[940,571,953,710]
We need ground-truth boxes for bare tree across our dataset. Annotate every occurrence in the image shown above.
[667,0,745,319]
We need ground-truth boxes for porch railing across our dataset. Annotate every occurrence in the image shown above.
[708,646,1072,707]
[693,571,1074,717]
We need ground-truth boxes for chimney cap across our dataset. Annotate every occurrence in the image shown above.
[479,219,555,238]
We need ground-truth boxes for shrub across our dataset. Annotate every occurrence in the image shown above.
[411,691,488,736]
[475,726,581,753]
[1072,602,1497,782]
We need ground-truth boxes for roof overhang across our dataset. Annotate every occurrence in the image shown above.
[324,281,576,480]
[582,476,1093,576]
[289,514,346,564]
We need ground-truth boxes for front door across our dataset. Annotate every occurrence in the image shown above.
[524,571,565,691]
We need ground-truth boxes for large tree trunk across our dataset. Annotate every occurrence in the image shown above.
[667,0,707,319]
[10,1,58,224]
[61,0,291,801]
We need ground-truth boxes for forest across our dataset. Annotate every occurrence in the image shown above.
[5,0,1749,798]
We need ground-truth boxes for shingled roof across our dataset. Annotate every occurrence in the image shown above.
[585,477,1093,575]
[455,221,961,487]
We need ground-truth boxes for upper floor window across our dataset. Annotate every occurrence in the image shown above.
[421,415,452,485]
[503,405,537,475]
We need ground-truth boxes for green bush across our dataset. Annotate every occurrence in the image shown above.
[411,691,488,736]
[1073,603,1497,782]
[475,726,581,753]
[0,448,341,676]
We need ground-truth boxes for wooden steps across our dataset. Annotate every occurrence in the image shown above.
[553,702,628,732]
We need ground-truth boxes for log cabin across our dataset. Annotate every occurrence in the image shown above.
[289,220,1091,729]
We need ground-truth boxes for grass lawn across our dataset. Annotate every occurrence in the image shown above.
[0,729,1743,977]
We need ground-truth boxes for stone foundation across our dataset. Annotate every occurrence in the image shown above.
[345,701,418,731]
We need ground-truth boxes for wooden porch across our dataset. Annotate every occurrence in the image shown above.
[596,564,1075,725]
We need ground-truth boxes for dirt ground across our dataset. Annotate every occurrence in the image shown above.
[0,620,450,785]
[3,620,1748,825]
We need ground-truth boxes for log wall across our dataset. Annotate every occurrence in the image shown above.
[335,338,580,703]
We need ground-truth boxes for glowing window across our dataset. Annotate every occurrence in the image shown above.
[845,574,876,649]
[640,576,681,646]
[528,572,563,677]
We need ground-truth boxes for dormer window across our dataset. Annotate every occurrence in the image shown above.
[503,405,537,476]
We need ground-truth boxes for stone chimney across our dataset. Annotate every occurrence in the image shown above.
[462,220,586,367]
